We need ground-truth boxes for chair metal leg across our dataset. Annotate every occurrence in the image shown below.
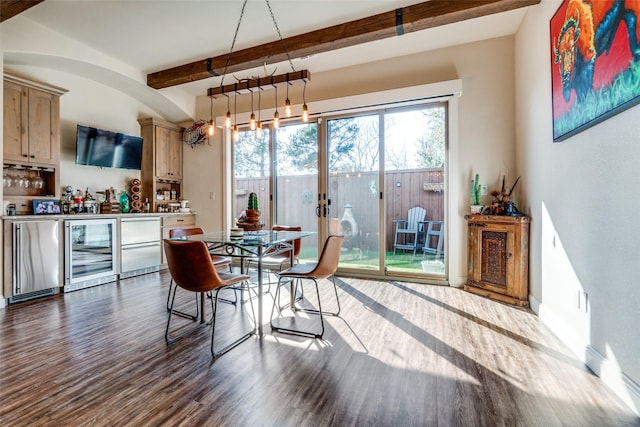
[270,276,340,339]
[211,282,256,359]
[207,286,238,305]
[166,278,199,321]
[165,289,205,344]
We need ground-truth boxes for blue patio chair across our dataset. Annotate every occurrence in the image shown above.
[393,206,426,256]
[422,220,444,260]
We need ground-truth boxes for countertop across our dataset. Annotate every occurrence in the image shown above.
[2,212,195,220]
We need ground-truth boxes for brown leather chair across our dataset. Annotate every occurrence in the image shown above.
[246,225,302,292]
[164,239,255,358]
[169,227,232,270]
[270,234,344,338]
[168,227,234,315]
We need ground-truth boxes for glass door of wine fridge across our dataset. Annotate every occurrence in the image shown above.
[64,218,117,292]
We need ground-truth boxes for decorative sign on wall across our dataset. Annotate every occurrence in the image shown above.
[183,120,209,148]
[550,0,640,142]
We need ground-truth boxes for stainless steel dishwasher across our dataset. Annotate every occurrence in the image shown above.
[120,217,161,278]
[11,220,60,303]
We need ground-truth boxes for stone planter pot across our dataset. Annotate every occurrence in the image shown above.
[470,205,484,215]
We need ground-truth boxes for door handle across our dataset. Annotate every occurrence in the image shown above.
[316,204,321,218]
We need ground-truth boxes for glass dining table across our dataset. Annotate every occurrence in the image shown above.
[182,230,315,336]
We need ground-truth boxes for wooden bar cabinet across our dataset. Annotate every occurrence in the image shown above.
[465,215,530,307]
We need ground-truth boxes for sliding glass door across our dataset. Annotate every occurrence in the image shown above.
[273,122,319,259]
[384,105,446,277]
[326,114,381,271]
[231,101,447,279]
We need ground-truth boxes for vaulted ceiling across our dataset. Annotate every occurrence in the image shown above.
[3,0,540,121]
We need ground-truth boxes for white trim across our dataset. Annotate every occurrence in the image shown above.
[534,296,640,416]
[585,346,640,416]
[4,71,69,96]
[217,79,463,127]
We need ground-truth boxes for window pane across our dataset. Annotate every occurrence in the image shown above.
[233,129,270,226]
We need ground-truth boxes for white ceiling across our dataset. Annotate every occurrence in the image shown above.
[14,0,533,120]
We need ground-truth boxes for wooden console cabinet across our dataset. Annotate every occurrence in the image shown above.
[465,215,530,306]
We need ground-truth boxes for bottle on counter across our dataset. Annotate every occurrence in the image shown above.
[143,198,150,213]
[83,188,97,214]
[119,191,130,213]
[74,189,84,214]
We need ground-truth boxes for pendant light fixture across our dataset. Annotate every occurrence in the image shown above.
[249,88,256,131]
[302,80,309,122]
[208,95,215,136]
[273,84,280,128]
[284,76,292,117]
[225,95,232,129]
[233,88,239,142]
[205,0,311,132]
[256,86,263,138]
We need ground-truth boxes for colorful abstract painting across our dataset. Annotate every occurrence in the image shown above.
[550,0,640,142]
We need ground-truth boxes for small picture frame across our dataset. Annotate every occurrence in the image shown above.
[32,199,62,215]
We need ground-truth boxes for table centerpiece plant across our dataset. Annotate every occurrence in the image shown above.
[237,192,263,230]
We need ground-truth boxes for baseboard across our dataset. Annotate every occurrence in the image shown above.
[585,345,640,416]
[532,294,640,416]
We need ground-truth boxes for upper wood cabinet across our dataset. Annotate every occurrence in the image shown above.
[465,214,530,306]
[138,118,185,212]
[3,75,67,166]
[154,125,182,180]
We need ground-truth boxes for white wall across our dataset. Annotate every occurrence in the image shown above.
[516,0,640,414]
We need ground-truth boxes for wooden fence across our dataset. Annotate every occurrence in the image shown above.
[234,168,444,251]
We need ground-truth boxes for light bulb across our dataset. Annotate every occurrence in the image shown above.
[256,122,263,138]
[273,111,280,128]
[208,120,215,136]
[302,104,309,122]
[250,112,256,130]
[225,111,232,128]
[233,124,239,142]
[285,98,292,117]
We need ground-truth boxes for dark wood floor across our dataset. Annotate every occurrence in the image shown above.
[1,271,638,426]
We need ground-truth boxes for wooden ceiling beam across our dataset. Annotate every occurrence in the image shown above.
[147,0,540,90]
[1,0,45,23]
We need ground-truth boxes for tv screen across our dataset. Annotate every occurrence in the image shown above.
[75,125,143,170]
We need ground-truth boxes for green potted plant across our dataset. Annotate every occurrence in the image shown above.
[470,174,483,214]
[245,192,260,223]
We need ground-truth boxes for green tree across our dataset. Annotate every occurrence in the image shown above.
[328,116,369,172]
[417,107,445,168]
[281,123,318,173]
[234,130,270,177]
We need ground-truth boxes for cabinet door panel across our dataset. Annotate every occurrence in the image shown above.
[3,82,28,162]
[28,88,58,164]
[168,129,182,179]
[479,226,514,294]
[155,127,170,179]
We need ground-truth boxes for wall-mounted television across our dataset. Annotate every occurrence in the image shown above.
[75,124,144,170]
